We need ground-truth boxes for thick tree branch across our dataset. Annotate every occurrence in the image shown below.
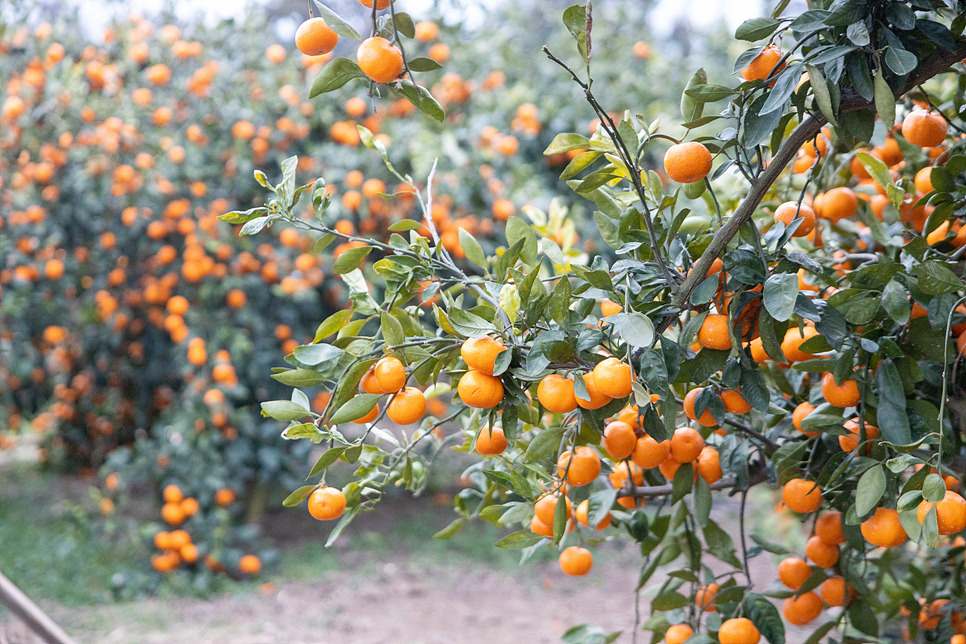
[666,37,966,320]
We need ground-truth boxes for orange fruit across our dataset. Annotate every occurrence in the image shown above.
[575,499,611,530]
[792,401,819,437]
[695,583,718,612]
[902,111,948,147]
[914,166,935,194]
[774,202,816,237]
[820,576,855,607]
[839,419,879,452]
[600,298,623,317]
[815,511,846,545]
[664,142,712,184]
[295,17,339,56]
[920,598,949,629]
[718,617,761,644]
[358,0,391,7]
[161,502,185,525]
[352,402,379,424]
[460,336,506,375]
[917,490,966,535]
[458,370,504,409]
[609,461,644,488]
[374,356,406,393]
[475,427,507,455]
[163,484,183,503]
[308,486,346,520]
[534,493,572,525]
[386,387,426,425]
[778,556,811,590]
[821,372,860,408]
[696,446,722,484]
[530,515,553,537]
[576,372,613,410]
[805,534,839,567]
[239,555,262,574]
[697,314,732,351]
[632,435,670,469]
[815,187,858,222]
[558,546,593,576]
[665,624,694,644]
[741,45,784,82]
[360,368,386,394]
[670,427,704,463]
[602,421,636,459]
[861,507,908,547]
[592,358,633,398]
[683,387,717,427]
[537,374,578,413]
[356,37,403,84]
[780,326,819,363]
[557,446,601,487]
[721,389,752,414]
[414,21,439,42]
[783,592,823,626]
[659,455,684,480]
[783,478,823,514]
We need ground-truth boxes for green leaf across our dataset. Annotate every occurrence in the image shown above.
[876,360,911,445]
[684,84,736,102]
[282,485,316,507]
[884,46,918,75]
[873,68,896,129]
[806,64,837,126]
[329,393,382,424]
[545,133,591,156]
[459,228,487,269]
[314,309,354,342]
[332,245,372,274]
[922,472,946,503]
[561,4,589,63]
[881,279,910,324]
[396,82,445,122]
[704,518,742,567]
[433,517,468,540]
[261,400,310,421]
[407,57,443,72]
[917,261,962,295]
[388,220,423,232]
[272,369,328,387]
[282,423,323,442]
[763,273,799,322]
[308,446,348,478]
[494,531,546,549]
[619,312,655,348]
[651,591,689,611]
[293,343,344,366]
[525,426,565,462]
[218,207,267,225]
[381,311,405,346]
[855,465,886,516]
[681,68,708,123]
[735,17,781,41]
[312,1,361,40]
[448,308,495,338]
[391,11,416,38]
[743,593,786,644]
[309,57,366,98]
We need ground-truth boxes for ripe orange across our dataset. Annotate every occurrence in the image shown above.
[414,21,439,42]
[530,515,553,537]
[741,45,784,82]
[557,446,601,487]
[821,372,860,408]
[774,201,816,237]
[861,507,908,547]
[386,387,426,425]
[839,419,879,452]
[356,37,403,84]
[163,484,183,503]
[778,556,811,590]
[458,370,504,409]
[695,583,718,612]
[161,502,186,525]
[609,461,644,489]
[781,326,819,363]
[697,314,732,351]
[815,510,846,545]
[664,142,712,184]
[718,617,761,644]
[461,336,506,375]
[633,435,670,469]
[783,591,823,626]
[575,499,611,530]
[670,427,704,463]
[783,478,823,514]
[683,387,717,427]
[815,187,858,222]
[792,401,819,437]
[558,546,593,576]
[575,373,613,410]
[295,17,339,56]
[308,486,346,520]
[602,421,636,459]
[696,446,722,484]
[360,368,386,394]
[721,389,752,414]
[665,624,694,644]
[917,490,966,535]
[600,298,623,317]
[537,374,578,413]
[475,427,508,455]
[659,455,683,481]
[592,357,633,398]
[239,554,262,574]
[902,111,948,147]
[820,576,855,607]
[358,0,391,7]
[534,493,572,525]
[914,166,935,194]
[805,535,838,567]
[374,356,406,393]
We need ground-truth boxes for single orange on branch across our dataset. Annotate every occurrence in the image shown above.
[295,18,339,56]
[663,141,712,184]
[357,37,404,84]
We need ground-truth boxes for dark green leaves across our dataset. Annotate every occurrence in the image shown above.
[261,400,311,421]
[855,465,886,516]
[873,68,896,129]
[494,531,546,549]
[681,68,708,123]
[917,261,962,295]
[309,58,366,98]
[735,17,781,41]
[332,245,371,274]
[743,593,786,644]
[876,360,911,445]
[884,46,918,75]
[763,273,799,322]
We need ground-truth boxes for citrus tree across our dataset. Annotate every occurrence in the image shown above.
[240,0,966,641]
